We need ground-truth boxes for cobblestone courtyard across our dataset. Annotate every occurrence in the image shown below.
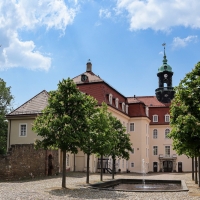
[0,172,200,200]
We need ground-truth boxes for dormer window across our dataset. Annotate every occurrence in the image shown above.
[153,115,158,122]
[165,114,170,122]
[122,102,125,112]
[109,94,113,105]
[145,106,149,117]
[126,105,129,114]
[115,98,119,108]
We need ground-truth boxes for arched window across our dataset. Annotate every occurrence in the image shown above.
[109,94,113,105]
[115,98,119,108]
[165,129,170,138]
[153,129,158,139]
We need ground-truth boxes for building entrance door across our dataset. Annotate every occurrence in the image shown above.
[178,162,182,172]
[163,161,173,172]
[153,162,158,172]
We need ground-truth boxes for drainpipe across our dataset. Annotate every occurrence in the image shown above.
[8,119,11,151]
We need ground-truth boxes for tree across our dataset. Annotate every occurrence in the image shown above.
[108,115,132,179]
[92,103,115,181]
[78,96,99,184]
[0,78,13,155]
[32,78,96,188]
[169,62,200,185]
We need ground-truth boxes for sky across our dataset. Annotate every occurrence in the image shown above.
[0,0,200,109]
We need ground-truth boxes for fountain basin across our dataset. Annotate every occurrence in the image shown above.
[90,179,188,192]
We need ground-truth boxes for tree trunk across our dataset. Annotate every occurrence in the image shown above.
[73,153,75,172]
[62,149,66,188]
[198,156,200,187]
[100,155,103,181]
[192,157,194,181]
[112,158,115,180]
[86,153,90,184]
[195,156,198,184]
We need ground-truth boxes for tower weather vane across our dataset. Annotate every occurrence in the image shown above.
[162,43,166,50]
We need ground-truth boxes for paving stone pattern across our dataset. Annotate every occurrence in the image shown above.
[0,172,200,200]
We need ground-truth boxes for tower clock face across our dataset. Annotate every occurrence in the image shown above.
[164,74,168,78]
[81,74,88,81]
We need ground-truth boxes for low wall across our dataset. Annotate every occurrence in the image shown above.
[0,144,59,181]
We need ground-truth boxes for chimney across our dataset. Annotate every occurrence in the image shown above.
[86,59,92,72]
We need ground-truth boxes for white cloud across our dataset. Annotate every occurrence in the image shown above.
[99,8,111,19]
[0,0,79,71]
[115,0,200,31]
[172,35,198,48]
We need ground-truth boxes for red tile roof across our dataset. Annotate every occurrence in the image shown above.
[133,96,170,107]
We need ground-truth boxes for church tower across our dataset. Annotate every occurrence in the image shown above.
[155,44,175,103]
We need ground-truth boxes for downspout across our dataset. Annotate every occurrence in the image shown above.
[8,119,11,151]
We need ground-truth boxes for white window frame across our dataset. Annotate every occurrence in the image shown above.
[131,148,134,154]
[130,123,134,132]
[109,94,113,105]
[66,154,70,166]
[122,102,125,112]
[19,123,27,137]
[165,146,170,157]
[131,163,134,167]
[115,98,119,108]
[165,129,170,139]
[126,105,129,114]
[153,146,158,155]
[153,115,158,122]
[145,106,149,117]
[165,114,170,122]
[153,129,158,139]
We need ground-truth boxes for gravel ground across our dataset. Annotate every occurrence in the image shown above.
[0,172,200,200]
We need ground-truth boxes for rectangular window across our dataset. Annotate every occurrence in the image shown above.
[19,124,27,137]
[131,163,134,167]
[153,146,158,155]
[153,115,158,122]
[153,129,158,139]
[165,115,170,122]
[130,123,134,131]
[131,148,134,154]
[165,146,170,157]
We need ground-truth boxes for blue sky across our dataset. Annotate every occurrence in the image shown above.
[0,0,200,109]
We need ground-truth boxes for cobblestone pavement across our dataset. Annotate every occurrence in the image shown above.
[0,172,200,200]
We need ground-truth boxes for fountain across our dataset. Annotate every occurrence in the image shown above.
[90,159,188,192]
[142,159,145,186]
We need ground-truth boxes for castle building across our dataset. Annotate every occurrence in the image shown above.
[6,53,192,174]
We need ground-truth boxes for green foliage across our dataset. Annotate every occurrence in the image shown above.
[33,78,94,152]
[0,78,14,155]
[169,62,200,157]
[91,103,115,157]
[108,115,132,160]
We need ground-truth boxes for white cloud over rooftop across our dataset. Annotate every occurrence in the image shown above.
[0,0,78,71]
[115,0,200,31]
[172,35,198,48]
